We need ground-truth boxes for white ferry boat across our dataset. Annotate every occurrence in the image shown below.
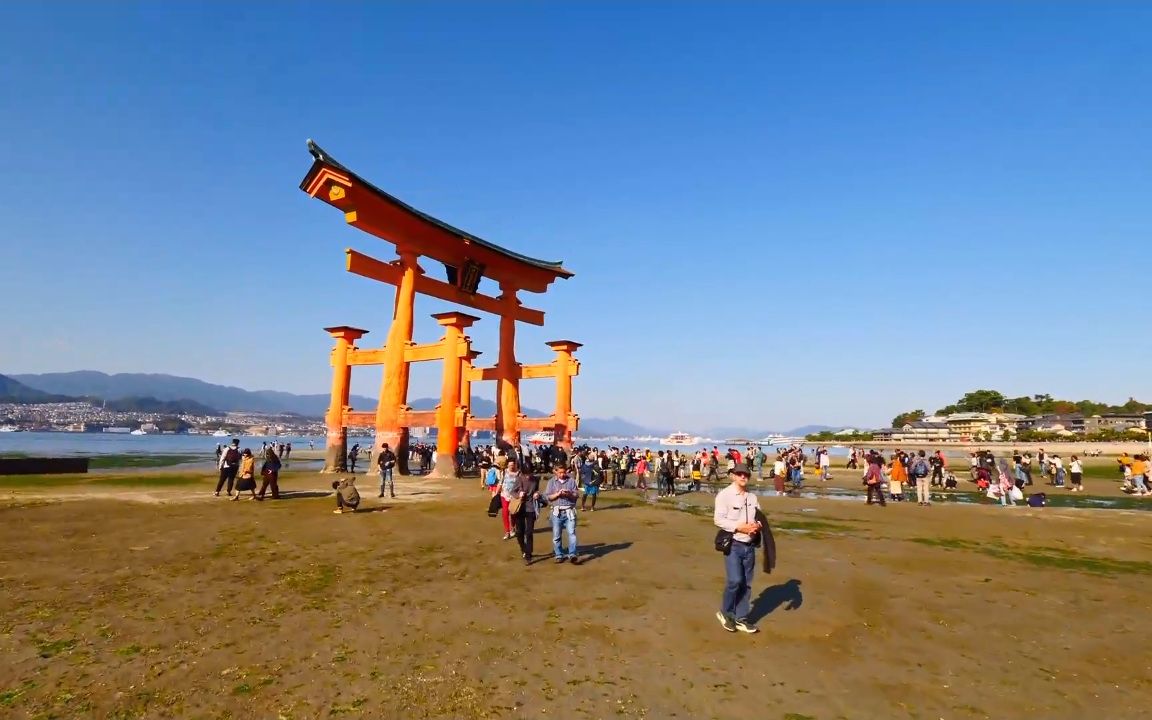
[0,425,19,433]
[130,429,148,435]
[661,431,701,446]
[758,434,801,446]
[211,429,229,437]
[103,427,131,434]
[528,429,555,445]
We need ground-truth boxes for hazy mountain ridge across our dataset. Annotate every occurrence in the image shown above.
[0,374,76,403]
[12,371,549,419]
[11,371,841,436]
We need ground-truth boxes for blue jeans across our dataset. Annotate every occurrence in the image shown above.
[1134,474,1149,492]
[721,541,756,620]
[379,468,394,495]
[551,509,578,558]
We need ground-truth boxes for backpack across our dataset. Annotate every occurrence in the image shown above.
[224,447,240,465]
[913,458,929,478]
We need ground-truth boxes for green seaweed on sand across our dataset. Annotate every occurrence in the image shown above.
[909,537,1151,576]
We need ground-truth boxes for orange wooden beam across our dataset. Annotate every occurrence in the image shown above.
[346,248,546,326]
[344,408,440,428]
[465,416,497,431]
[346,339,470,366]
[519,362,580,380]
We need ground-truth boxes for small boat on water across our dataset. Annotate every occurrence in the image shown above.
[528,430,555,445]
[130,429,148,436]
[211,429,229,437]
[661,431,701,446]
[0,425,19,433]
[758,435,802,446]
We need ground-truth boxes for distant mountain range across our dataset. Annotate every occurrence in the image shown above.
[9,370,839,437]
[0,374,74,403]
[10,371,552,420]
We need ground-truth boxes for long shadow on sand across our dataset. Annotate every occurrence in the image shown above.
[584,503,632,512]
[579,541,633,561]
[269,491,333,500]
[746,578,803,624]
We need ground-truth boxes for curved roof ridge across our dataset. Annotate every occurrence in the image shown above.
[305,140,571,277]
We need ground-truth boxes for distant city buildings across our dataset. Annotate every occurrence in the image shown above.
[0,402,327,436]
[875,411,1147,442]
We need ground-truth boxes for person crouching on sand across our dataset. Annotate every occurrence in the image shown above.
[332,477,360,514]
[233,449,258,501]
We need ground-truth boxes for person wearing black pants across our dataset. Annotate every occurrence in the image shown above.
[215,464,238,496]
[866,482,887,506]
[512,472,540,565]
[615,456,628,489]
[257,448,282,500]
[215,440,241,496]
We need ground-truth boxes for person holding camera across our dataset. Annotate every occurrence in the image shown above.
[546,462,581,565]
[376,443,397,498]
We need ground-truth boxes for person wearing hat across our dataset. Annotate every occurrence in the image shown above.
[713,462,762,634]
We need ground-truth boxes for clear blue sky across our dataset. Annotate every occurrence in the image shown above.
[2,2,1150,431]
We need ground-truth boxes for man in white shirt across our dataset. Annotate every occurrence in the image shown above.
[713,463,762,634]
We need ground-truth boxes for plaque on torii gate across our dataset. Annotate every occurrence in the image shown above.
[300,140,579,475]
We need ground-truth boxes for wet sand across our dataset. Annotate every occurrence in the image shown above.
[0,469,1149,719]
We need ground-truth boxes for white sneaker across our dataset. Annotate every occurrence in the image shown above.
[716,611,736,633]
[734,618,760,634]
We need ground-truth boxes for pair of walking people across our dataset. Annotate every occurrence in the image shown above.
[506,461,581,565]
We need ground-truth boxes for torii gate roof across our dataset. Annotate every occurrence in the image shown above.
[300,140,573,294]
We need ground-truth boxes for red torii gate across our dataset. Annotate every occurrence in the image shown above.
[300,141,581,475]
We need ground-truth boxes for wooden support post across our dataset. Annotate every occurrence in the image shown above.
[459,350,482,449]
[495,283,522,449]
[546,341,582,451]
[431,312,479,476]
[323,326,368,472]
[375,249,420,474]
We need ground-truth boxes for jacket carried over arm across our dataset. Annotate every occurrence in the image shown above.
[754,508,777,575]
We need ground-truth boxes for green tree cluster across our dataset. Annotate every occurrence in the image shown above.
[805,430,874,442]
[891,390,1151,427]
[890,409,926,429]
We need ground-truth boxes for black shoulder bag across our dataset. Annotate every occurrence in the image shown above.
[714,528,734,554]
[715,493,748,555]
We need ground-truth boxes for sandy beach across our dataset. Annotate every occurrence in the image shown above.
[1,462,1149,719]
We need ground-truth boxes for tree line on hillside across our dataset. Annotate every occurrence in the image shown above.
[891,390,1151,428]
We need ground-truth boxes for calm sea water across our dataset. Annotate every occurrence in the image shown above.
[0,432,325,457]
[0,432,852,458]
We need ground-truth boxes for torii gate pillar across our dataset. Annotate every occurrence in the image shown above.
[547,340,582,451]
[495,283,523,449]
[432,312,479,476]
[375,248,419,474]
[459,349,482,449]
[323,326,367,473]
